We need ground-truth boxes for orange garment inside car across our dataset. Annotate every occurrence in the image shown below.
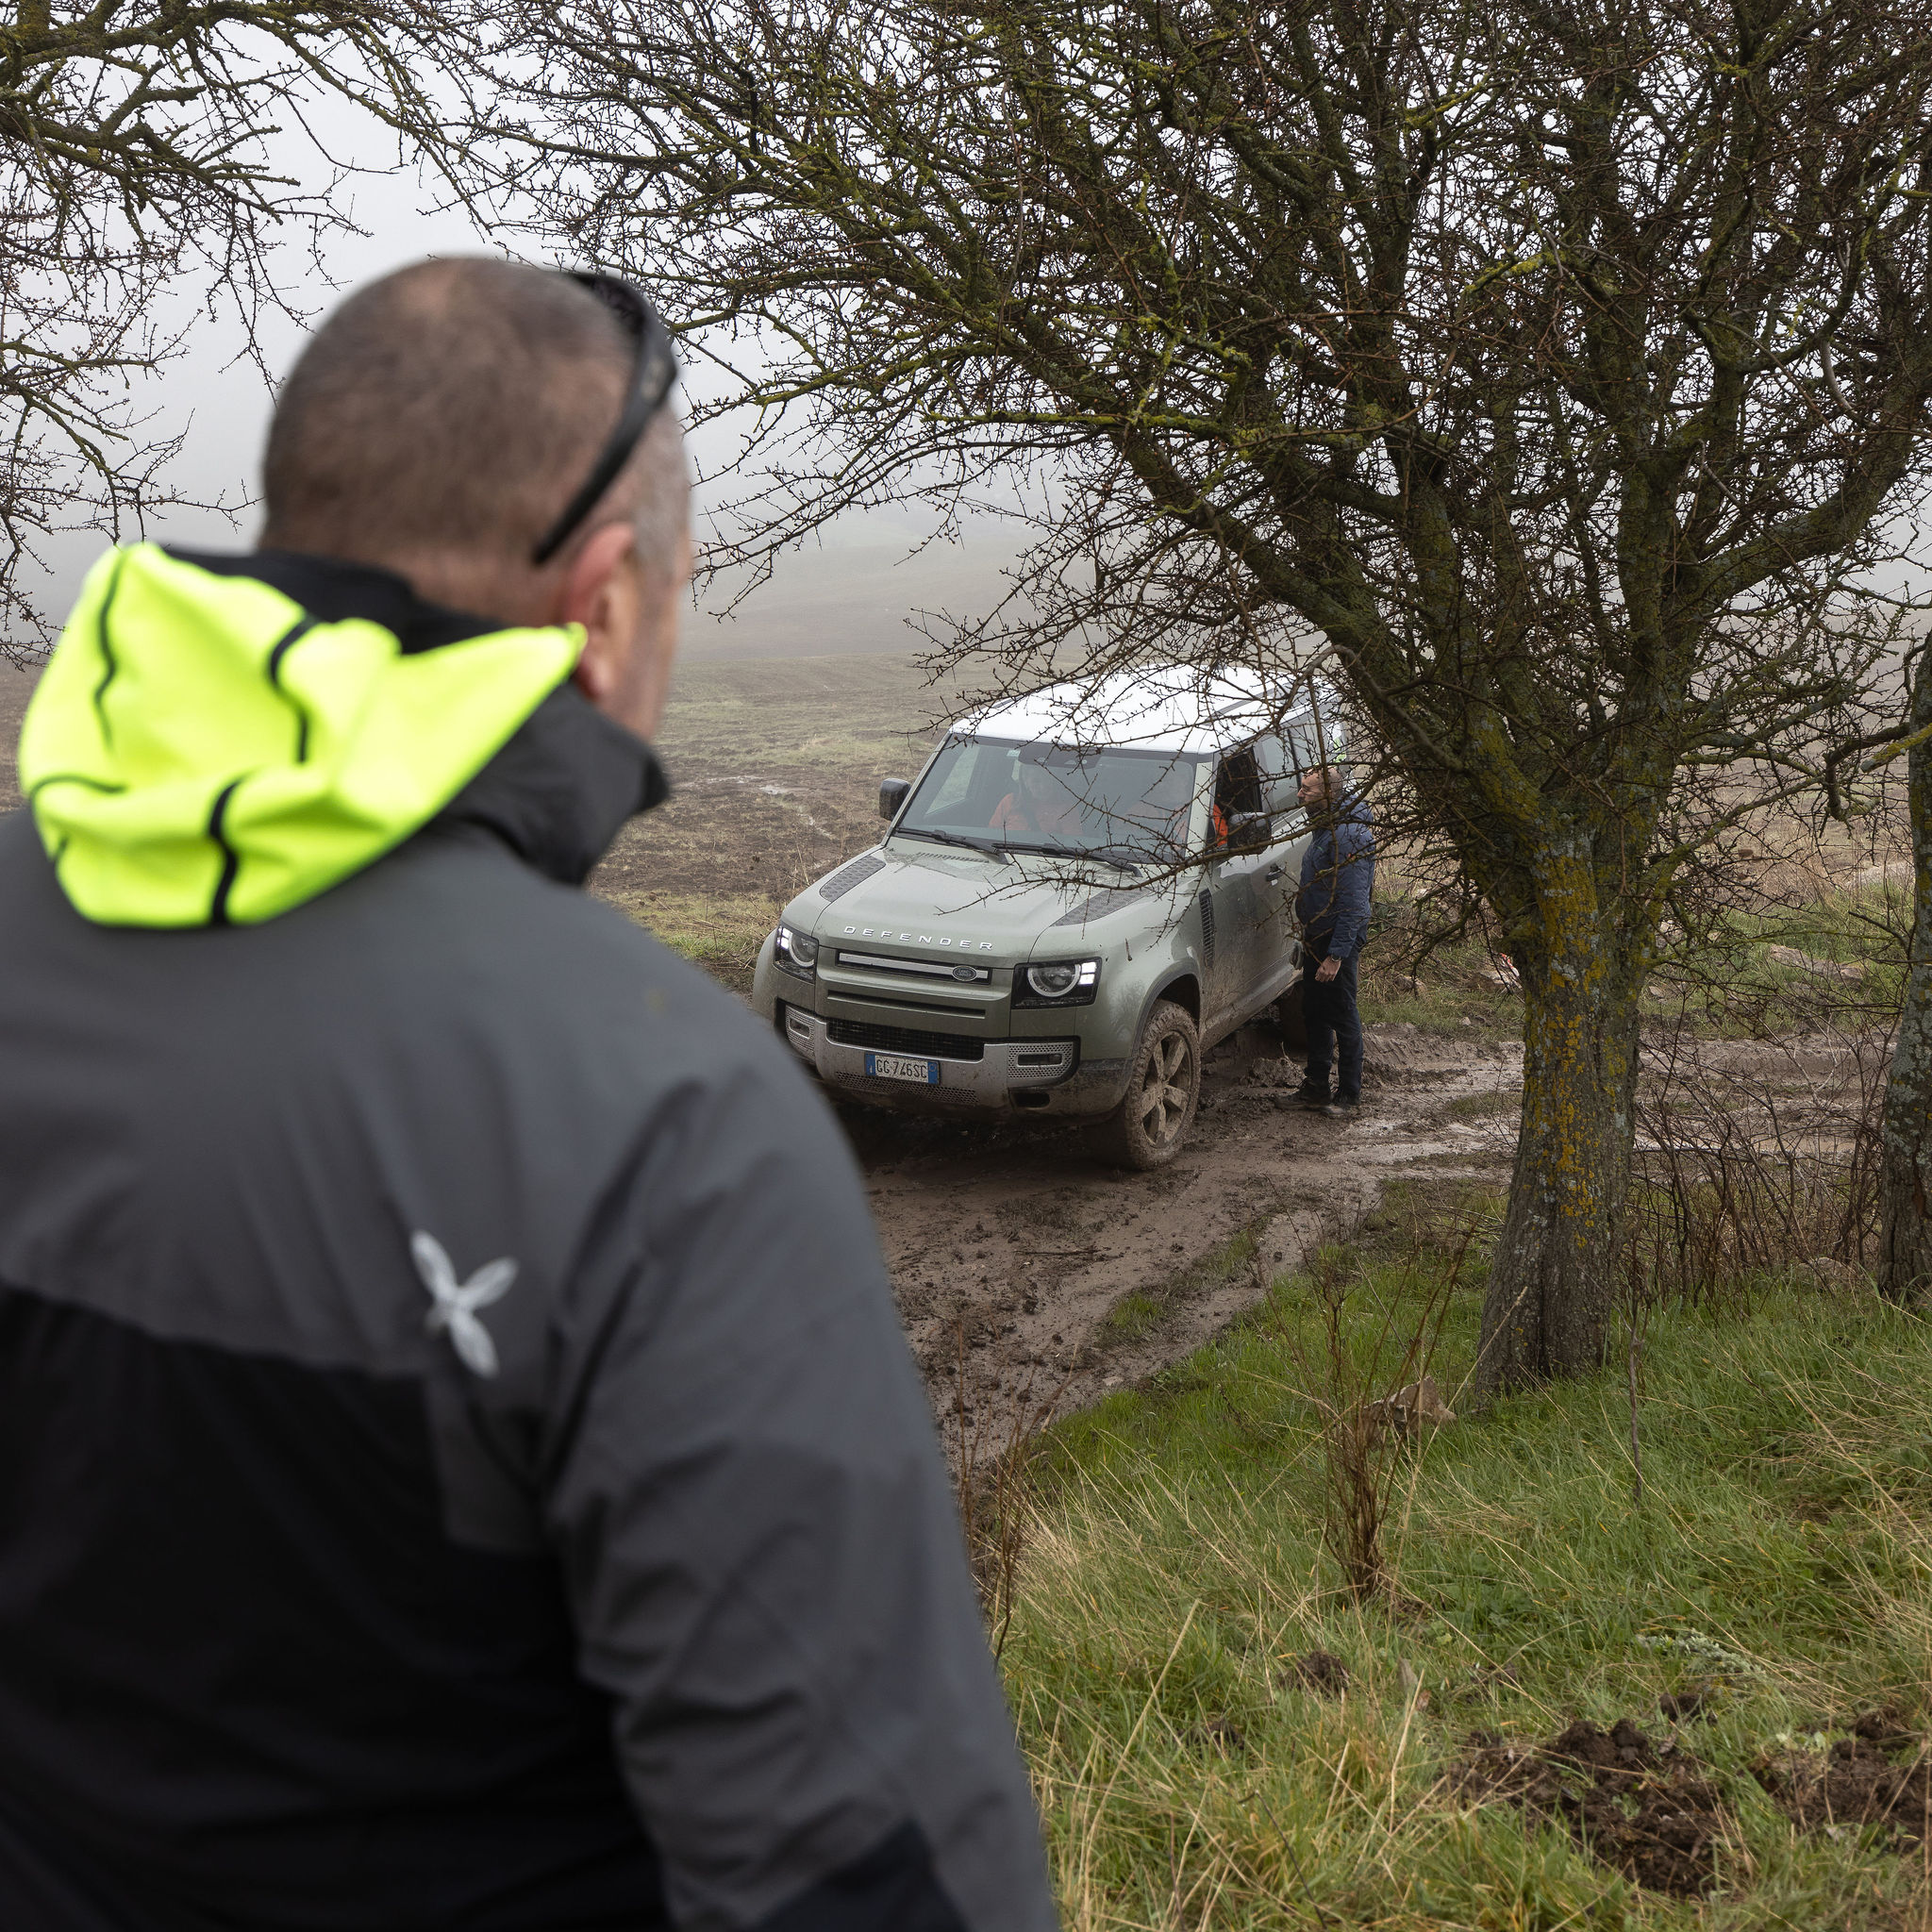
[989,791,1083,839]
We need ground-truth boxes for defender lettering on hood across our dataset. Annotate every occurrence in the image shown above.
[841,926,995,950]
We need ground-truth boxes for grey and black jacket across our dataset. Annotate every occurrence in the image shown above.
[0,544,1057,1932]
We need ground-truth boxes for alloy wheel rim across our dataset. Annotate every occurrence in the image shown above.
[1135,1032,1194,1144]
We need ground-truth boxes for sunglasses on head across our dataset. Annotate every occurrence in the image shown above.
[530,271,679,567]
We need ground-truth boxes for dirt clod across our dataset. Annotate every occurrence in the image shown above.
[1854,1707,1917,1749]
[1659,1684,1712,1722]
[1289,1650,1350,1697]
[1755,1730,1932,1846]
[1457,1718,1729,1896]
[1363,1373,1457,1437]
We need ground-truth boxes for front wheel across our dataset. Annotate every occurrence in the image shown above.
[1095,1000,1201,1170]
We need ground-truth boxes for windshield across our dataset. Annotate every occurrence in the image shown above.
[895,736,1208,862]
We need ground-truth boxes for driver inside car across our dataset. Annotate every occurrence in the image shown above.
[990,757,1084,840]
[1206,745,1265,851]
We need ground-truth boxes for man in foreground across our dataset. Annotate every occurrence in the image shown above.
[0,258,1055,1932]
[1291,763,1375,1119]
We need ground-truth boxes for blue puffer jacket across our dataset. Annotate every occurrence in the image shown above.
[1295,791,1375,958]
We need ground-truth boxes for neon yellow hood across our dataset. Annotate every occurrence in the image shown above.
[19,544,581,927]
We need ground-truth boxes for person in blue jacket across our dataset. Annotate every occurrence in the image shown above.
[1292,764,1375,1117]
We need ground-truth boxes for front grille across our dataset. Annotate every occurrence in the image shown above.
[837,949,990,982]
[828,1019,985,1061]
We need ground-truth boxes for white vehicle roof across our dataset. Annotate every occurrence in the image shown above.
[956,663,1329,756]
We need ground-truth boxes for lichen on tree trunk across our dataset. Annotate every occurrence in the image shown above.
[1477,857,1642,1391]
[1879,648,1932,1303]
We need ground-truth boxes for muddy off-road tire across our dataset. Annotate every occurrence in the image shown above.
[1096,1000,1201,1170]
[1274,977,1307,1052]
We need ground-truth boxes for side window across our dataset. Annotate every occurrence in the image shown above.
[1280,715,1320,777]
[1253,730,1300,813]
[1214,745,1264,816]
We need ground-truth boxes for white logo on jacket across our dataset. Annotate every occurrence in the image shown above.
[411,1231,516,1378]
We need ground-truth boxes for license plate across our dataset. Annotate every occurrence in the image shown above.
[865,1051,940,1086]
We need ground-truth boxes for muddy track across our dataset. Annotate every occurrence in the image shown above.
[836,1022,1525,1444]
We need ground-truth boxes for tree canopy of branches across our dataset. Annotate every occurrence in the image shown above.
[0,0,444,659]
[450,0,1932,1386]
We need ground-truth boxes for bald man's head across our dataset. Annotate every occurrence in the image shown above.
[260,258,688,620]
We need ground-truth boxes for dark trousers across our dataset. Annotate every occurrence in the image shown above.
[1303,949,1362,1100]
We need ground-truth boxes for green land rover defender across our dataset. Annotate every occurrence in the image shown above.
[752,667,1338,1167]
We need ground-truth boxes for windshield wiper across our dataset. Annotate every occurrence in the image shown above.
[895,825,993,854]
[1001,840,1139,874]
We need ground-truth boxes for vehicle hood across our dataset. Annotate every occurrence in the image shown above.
[794,842,1188,961]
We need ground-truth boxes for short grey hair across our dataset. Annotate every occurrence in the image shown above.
[262,257,688,591]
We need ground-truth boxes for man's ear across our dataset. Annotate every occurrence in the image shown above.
[555,522,641,708]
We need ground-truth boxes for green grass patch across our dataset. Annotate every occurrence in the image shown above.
[1094,1228,1267,1349]
[1097,1291,1168,1346]
[1003,1182,1932,1927]
[613,890,779,997]
[1649,888,1910,1038]
[1355,919,1525,1038]
[1357,876,1913,1042]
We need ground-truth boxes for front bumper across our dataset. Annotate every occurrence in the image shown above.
[779,1003,1123,1115]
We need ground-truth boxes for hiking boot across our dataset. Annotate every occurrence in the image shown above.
[1289,1080,1331,1109]
[1324,1094,1360,1120]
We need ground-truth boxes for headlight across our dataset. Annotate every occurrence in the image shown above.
[774,924,819,974]
[1016,958,1100,1006]
[1027,962,1080,998]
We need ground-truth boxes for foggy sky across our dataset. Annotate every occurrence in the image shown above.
[21,122,1016,664]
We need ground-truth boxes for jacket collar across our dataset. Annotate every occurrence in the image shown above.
[181,548,671,888]
[437,682,669,887]
[1310,788,1366,832]
[174,548,505,654]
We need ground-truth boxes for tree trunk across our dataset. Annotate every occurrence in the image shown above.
[1879,648,1932,1302]
[1476,874,1643,1391]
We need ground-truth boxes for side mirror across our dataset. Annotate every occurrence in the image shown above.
[878,777,911,821]
[1226,810,1273,852]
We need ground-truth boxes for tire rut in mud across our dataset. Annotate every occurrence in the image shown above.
[841,1022,1525,1445]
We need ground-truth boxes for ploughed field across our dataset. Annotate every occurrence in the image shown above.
[0,662,28,805]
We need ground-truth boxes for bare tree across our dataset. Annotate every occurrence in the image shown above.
[445,0,1932,1384]
[0,0,452,661]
